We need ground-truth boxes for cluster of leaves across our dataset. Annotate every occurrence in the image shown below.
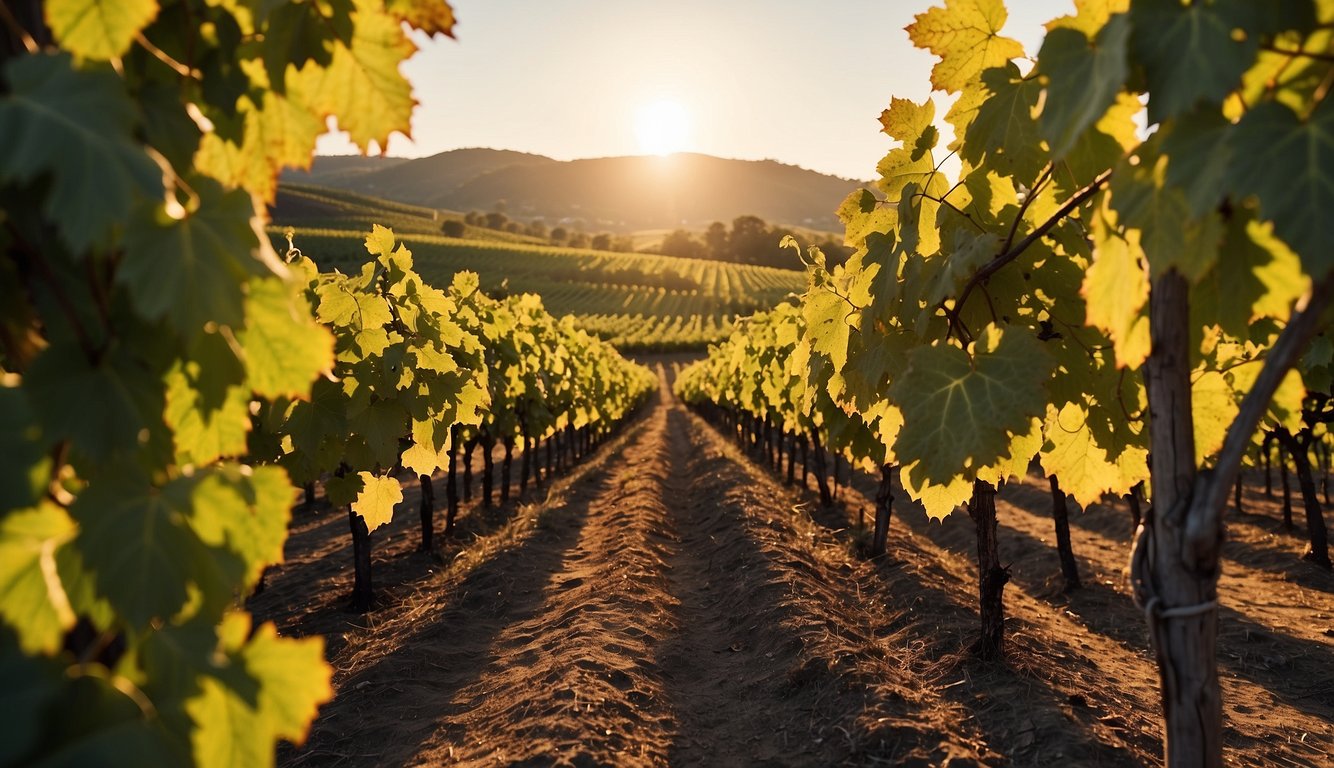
[684,0,1334,522]
[0,1,454,766]
[253,225,655,532]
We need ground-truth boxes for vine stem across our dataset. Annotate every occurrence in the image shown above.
[955,169,1111,320]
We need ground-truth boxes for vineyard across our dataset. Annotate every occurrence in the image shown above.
[282,228,804,351]
[2,1,1333,768]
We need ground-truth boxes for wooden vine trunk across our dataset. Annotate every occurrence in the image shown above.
[348,505,374,612]
[1049,475,1081,590]
[967,479,1006,659]
[870,465,894,558]
[418,474,434,552]
[1142,272,1223,768]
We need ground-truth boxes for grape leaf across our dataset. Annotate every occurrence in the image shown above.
[177,465,293,594]
[239,277,334,400]
[1194,215,1309,337]
[0,503,76,654]
[0,53,160,252]
[879,97,938,160]
[963,63,1046,187]
[1040,402,1125,507]
[351,472,401,532]
[45,0,159,61]
[69,469,206,628]
[1110,146,1223,282]
[0,384,50,511]
[291,0,416,151]
[907,0,1025,94]
[1130,0,1256,123]
[121,177,262,337]
[1036,13,1130,160]
[1161,107,1233,217]
[24,342,161,463]
[1085,209,1151,369]
[890,326,1054,487]
[385,0,457,37]
[1226,98,1334,269]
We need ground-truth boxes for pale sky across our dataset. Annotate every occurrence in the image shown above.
[317,0,1076,180]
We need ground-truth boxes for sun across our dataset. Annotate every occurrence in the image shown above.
[635,99,692,156]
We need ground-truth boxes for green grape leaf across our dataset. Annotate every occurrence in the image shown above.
[69,468,207,628]
[0,53,161,252]
[1226,98,1334,269]
[890,326,1054,487]
[348,399,406,468]
[0,503,77,654]
[907,0,1025,93]
[228,619,332,750]
[239,277,334,400]
[963,63,1046,187]
[165,354,250,468]
[1036,13,1130,160]
[0,630,64,766]
[1161,107,1233,217]
[1130,0,1256,123]
[1195,215,1309,338]
[45,0,159,61]
[1085,209,1151,369]
[119,177,263,336]
[801,286,855,373]
[351,472,401,532]
[291,1,416,151]
[13,674,175,767]
[920,229,1002,308]
[0,384,50,511]
[178,465,293,593]
[24,342,161,463]
[1110,146,1223,282]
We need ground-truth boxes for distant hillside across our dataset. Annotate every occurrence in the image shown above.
[281,148,861,232]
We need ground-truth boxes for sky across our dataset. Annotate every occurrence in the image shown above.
[317,0,1076,181]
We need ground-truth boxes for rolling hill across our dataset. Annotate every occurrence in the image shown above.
[281,148,862,232]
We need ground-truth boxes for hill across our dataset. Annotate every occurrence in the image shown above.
[281,148,861,232]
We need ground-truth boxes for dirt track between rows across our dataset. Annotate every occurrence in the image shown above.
[254,366,1334,767]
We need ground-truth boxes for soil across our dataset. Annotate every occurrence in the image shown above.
[251,364,1334,767]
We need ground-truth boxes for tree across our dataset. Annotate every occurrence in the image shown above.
[590,233,612,250]
[729,214,774,265]
[485,211,509,230]
[550,226,569,243]
[705,221,729,260]
[442,219,467,237]
[660,229,705,259]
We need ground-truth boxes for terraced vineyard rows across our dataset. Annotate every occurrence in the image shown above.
[280,228,804,350]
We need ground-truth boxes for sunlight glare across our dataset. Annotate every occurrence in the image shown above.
[635,99,692,156]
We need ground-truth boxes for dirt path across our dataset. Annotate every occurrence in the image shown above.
[260,369,1333,767]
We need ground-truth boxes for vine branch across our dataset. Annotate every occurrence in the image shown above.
[955,169,1111,319]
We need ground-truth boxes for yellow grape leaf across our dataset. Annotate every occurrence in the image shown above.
[351,472,401,533]
[907,0,1025,94]
[291,0,416,151]
[900,464,974,521]
[46,0,159,61]
[1085,207,1150,369]
[1191,370,1236,465]
[1040,403,1123,507]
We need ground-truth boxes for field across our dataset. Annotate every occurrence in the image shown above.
[249,364,1333,767]
[275,222,805,351]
